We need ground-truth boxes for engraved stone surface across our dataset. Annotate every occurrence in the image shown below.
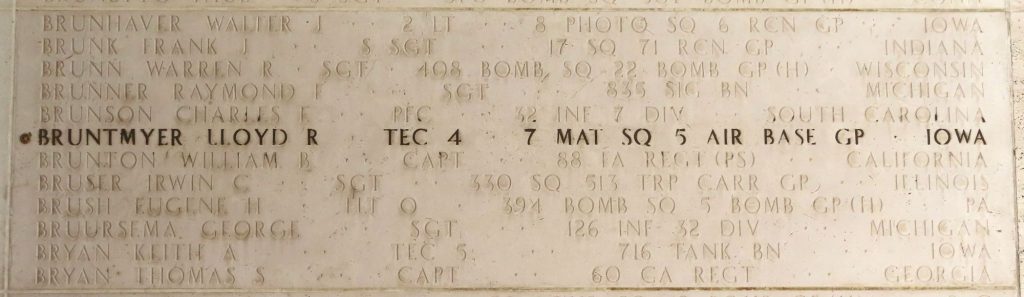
[0,1,1020,296]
